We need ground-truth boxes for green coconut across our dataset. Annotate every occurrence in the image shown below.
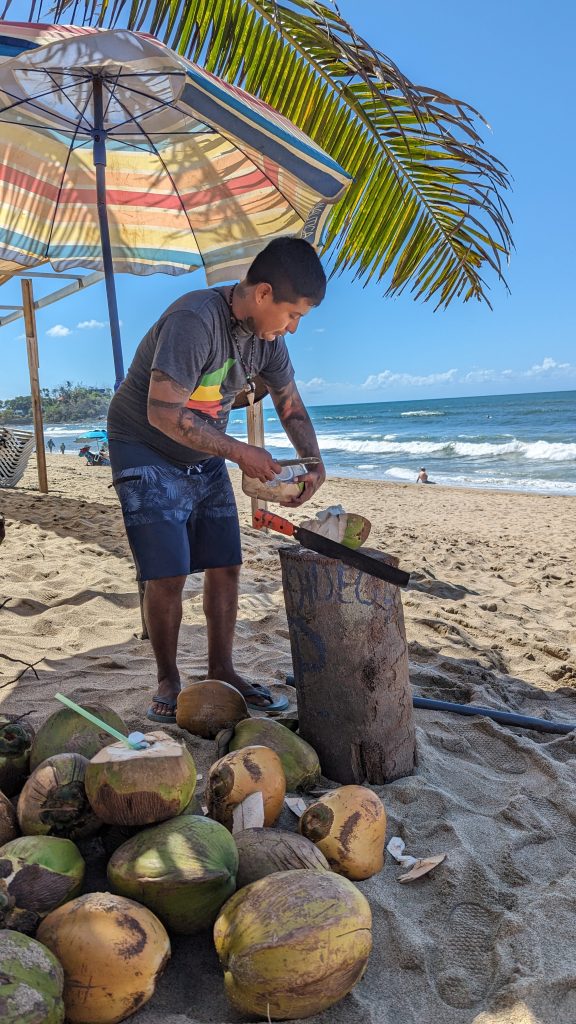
[108,814,238,934]
[223,717,321,791]
[0,790,19,845]
[0,835,85,933]
[17,753,102,840]
[85,730,197,828]
[30,704,128,772]
[0,716,35,797]
[235,828,330,888]
[0,929,65,1023]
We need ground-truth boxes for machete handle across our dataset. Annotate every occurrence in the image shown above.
[253,509,295,535]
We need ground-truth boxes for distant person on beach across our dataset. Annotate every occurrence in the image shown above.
[417,467,430,483]
[107,237,326,724]
[59,442,65,455]
[47,438,55,453]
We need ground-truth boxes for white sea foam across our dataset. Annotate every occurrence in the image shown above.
[266,432,576,461]
[400,410,446,417]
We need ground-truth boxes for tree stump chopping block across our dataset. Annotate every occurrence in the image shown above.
[279,546,416,785]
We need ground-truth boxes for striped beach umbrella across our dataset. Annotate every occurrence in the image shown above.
[0,22,350,385]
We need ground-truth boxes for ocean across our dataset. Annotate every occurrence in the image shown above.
[32,389,576,495]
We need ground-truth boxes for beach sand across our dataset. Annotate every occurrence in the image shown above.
[1,454,575,1024]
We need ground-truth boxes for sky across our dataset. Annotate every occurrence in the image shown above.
[1,0,575,405]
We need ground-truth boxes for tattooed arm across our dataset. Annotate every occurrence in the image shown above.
[147,369,281,481]
[268,378,326,506]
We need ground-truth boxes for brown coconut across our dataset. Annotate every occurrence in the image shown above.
[176,679,248,739]
[0,791,18,845]
[299,785,387,880]
[235,828,330,888]
[206,746,285,830]
[37,891,170,1024]
[17,753,102,840]
[0,716,34,796]
[84,730,196,827]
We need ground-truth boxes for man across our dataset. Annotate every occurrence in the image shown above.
[108,237,326,723]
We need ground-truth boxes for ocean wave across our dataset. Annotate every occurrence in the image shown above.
[400,410,446,417]
[266,432,576,461]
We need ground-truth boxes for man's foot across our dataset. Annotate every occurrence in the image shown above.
[146,680,181,724]
[208,670,289,713]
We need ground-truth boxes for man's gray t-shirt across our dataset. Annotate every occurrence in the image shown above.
[108,287,294,466]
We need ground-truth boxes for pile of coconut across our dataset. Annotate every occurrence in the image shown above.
[0,680,387,1024]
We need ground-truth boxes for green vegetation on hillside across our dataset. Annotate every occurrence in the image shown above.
[0,382,112,424]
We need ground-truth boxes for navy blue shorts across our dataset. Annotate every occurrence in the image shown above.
[109,441,242,581]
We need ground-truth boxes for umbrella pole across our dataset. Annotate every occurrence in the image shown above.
[92,76,124,391]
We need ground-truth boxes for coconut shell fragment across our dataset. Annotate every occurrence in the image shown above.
[214,869,372,1019]
[299,785,386,880]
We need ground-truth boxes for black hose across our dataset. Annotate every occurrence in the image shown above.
[412,696,575,735]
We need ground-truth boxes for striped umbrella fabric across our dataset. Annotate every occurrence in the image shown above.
[0,22,350,285]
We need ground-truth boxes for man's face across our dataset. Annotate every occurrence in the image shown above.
[247,283,316,341]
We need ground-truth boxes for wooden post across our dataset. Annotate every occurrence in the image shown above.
[245,400,267,519]
[279,546,416,785]
[21,278,48,494]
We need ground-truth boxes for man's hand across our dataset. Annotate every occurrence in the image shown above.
[236,445,282,482]
[280,461,326,508]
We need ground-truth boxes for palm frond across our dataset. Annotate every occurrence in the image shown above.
[22,0,513,306]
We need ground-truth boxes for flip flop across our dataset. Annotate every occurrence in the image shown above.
[245,683,290,714]
[146,695,178,724]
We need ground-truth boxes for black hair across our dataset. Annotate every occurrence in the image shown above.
[246,236,326,305]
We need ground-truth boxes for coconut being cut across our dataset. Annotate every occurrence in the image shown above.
[85,730,196,827]
[298,506,371,550]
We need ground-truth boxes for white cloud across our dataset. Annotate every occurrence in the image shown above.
[313,328,325,334]
[46,324,72,337]
[296,376,331,391]
[525,357,571,376]
[77,319,106,329]
[15,332,25,341]
[363,368,459,389]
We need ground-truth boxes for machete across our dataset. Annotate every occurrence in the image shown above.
[253,509,411,588]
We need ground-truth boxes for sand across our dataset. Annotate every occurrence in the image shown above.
[1,454,575,1024]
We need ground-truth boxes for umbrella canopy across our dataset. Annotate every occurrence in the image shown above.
[0,22,350,383]
[74,429,108,443]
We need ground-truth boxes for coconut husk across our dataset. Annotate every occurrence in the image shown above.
[0,790,18,846]
[17,752,103,841]
[0,716,34,797]
[214,869,372,1019]
[0,835,85,930]
[235,828,330,888]
[30,704,128,771]
[0,929,65,1022]
[85,730,196,828]
[176,680,248,739]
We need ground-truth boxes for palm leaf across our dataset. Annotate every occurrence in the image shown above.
[17,0,513,307]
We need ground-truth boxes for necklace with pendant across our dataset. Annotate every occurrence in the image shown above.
[229,284,256,407]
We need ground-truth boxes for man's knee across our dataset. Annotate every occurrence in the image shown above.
[205,564,241,581]
[144,575,187,597]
